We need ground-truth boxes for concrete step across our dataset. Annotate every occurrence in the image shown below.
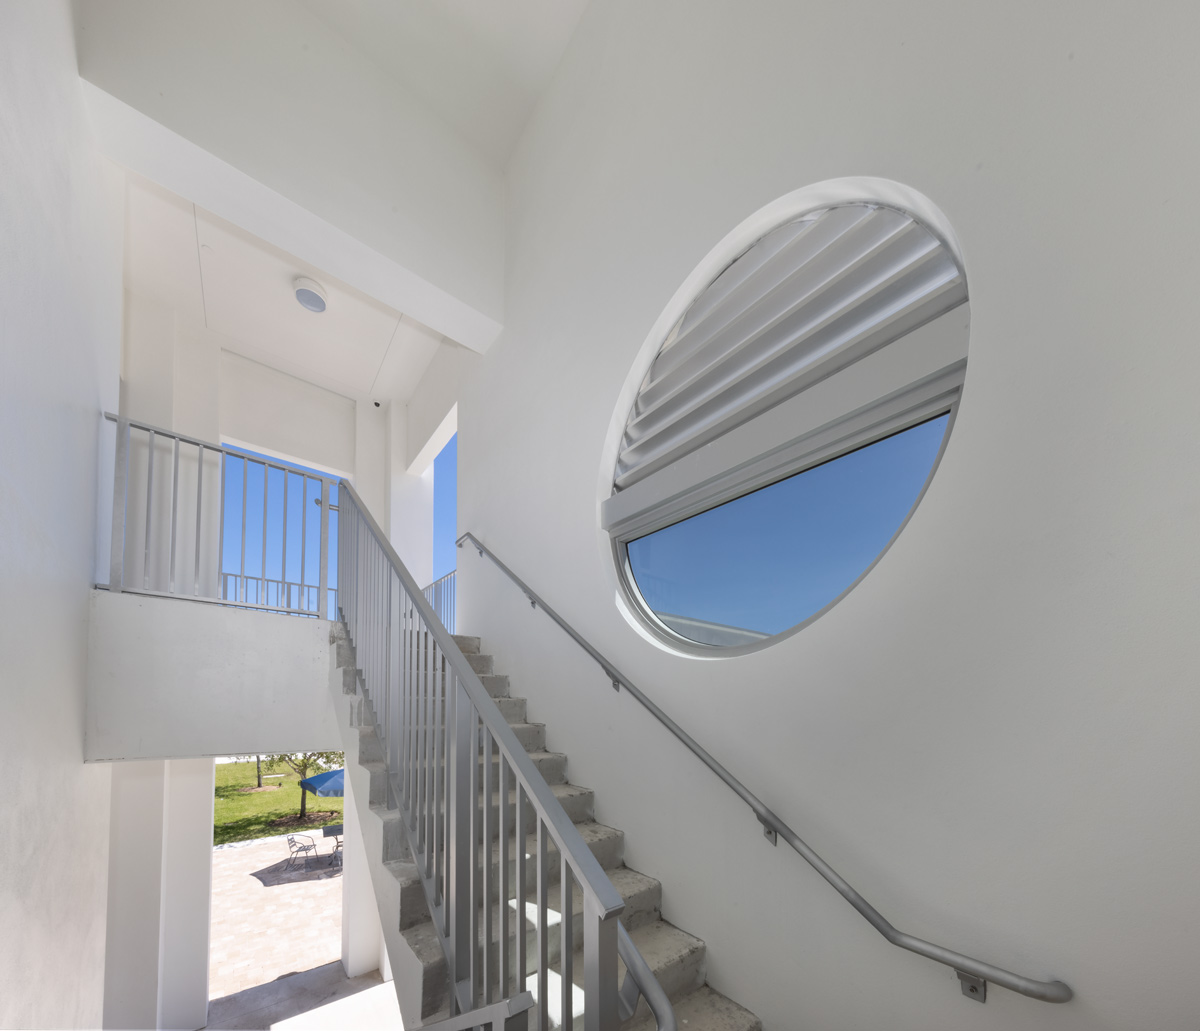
[466,652,494,675]
[480,674,509,698]
[472,749,566,785]
[493,823,625,889]
[625,985,763,1031]
[616,920,706,1007]
[505,721,545,752]
[495,696,527,723]
[453,635,481,654]
[399,919,451,1020]
[477,867,662,982]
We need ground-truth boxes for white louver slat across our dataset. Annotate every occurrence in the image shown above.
[612,204,968,495]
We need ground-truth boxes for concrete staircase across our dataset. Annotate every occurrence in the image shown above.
[329,624,761,1030]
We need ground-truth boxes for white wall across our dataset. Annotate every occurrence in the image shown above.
[458,3,1200,1029]
[221,350,356,477]
[103,758,214,1031]
[86,591,339,761]
[0,1,123,1026]
[387,402,435,588]
[72,0,504,340]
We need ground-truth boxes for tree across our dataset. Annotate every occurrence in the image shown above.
[263,751,343,819]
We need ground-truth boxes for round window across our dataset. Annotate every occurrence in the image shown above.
[602,181,969,650]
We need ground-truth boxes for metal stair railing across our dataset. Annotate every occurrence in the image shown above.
[338,485,675,1030]
[423,569,458,633]
[457,531,1074,1007]
[418,990,535,1030]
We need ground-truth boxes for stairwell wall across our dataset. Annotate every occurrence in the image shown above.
[0,0,124,1026]
[458,3,1200,1029]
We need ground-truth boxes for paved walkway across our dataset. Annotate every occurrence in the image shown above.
[206,961,401,1030]
[209,833,344,1001]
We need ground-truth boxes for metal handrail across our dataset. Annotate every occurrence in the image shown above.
[457,531,1074,1006]
[339,486,675,1028]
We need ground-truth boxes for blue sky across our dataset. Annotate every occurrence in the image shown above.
[220,446,338,613]
[626,415,948,636]
[220,435,457,609]
[432,433,458,581]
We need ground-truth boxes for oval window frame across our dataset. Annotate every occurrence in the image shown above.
[598,178,970,656]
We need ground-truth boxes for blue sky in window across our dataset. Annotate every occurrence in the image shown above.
[219,445,338,614]
[432,433,458,582]
[626,415,949,637]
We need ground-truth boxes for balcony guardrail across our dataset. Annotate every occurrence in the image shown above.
[423,569,457,634]
[457,531,1074,1007]
[102,413,338,618]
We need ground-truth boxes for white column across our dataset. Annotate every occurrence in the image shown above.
[340,769,384,978]
[102,759,216,1031]
[103,761,167,1030]
[157,758,215,1031]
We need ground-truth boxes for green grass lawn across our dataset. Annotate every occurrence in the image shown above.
[214,760,344,846]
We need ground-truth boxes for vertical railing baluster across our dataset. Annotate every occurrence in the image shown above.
[216,450,225,600]
[517,786,527,1001]
[537,820,549,1031]
[260,463,268,605]
[193,444,204,596]
[299,475,307,604]
[483,728,494,1002]
[143,428,155,590]
[109,418,131,592]
[426,640,438,865]
[449,676,473,1009]
[499,756,511,999]
[319,479,329,617]
[387,571,397,806]
[470,708,481,1005]
[169,438,179,594]
[434,630,445,907]
[561,858,573,1027]
[239,457,247,603]
[281,470,289,610]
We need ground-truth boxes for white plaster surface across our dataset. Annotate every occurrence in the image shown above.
[103,761,167,1030]
[458,3,1200,1029]
[340,770,386,980]
[387,403,435,589]
[86,590,339,761]
[103,759,215,1030]
[0,1,123,1026]
[72,0,504,342]
[158,758,216,1031]
[220,350,356,479]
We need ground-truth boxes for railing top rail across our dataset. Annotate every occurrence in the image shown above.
[103,412,341,484]
[425,569,457,590]
[338,483,624,920]
[456,531,1074,1006]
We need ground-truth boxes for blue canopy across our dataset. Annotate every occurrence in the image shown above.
[299,768,344,797]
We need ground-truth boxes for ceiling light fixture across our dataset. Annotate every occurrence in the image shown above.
[293,276,327,313]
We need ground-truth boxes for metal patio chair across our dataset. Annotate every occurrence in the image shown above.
[284,833,317,869]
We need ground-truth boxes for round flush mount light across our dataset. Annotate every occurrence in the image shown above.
[293,276,327,313]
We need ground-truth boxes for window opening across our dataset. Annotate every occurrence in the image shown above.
[605,185,968,650]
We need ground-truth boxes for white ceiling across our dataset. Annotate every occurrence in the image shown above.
[302,0,590,167]
[124,174,446,403]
